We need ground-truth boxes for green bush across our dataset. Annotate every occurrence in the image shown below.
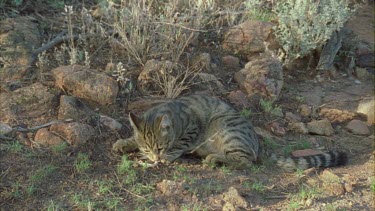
[274,0,354,63]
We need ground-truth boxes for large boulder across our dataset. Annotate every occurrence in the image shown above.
[0,17,41,82]
[234,54,283,102]
[52,65,119,105]
[222,20,278,58]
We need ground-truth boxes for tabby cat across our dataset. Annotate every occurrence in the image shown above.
[113,95,347,170]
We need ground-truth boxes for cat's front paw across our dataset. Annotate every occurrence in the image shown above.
[112,139,127,153]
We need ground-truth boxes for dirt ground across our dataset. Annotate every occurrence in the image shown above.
[0,1,374,211]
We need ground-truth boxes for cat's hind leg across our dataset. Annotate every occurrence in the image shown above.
[203,153,252,169]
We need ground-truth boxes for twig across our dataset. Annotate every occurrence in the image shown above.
[15,120,66,132]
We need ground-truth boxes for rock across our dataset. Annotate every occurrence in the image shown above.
[288,122,308,134]
[234,54,283,103]
[292,149,323,157]
[138,59,174,92]
[227,90,251,108]
[99,115,122,131]
[320,170,345,196]
[0,83,57,122]
[222,20,278,58]
[319,108,365,124]
[285,112,302,122]
[345,120,370,135]
[344,182,354,192]
[298,104,312,117]
[222,187,248,209]
[58,95,92,120]
[222,55,240,69]
[156,179,184,196]
[49,122,96,146]
[0,123,13,135]
[356,53,374,70]
[307,119,334,136]
[52,65,118,105]
[266,121,286,136]
[196,73,225,94]
[0,17,41,82]
[357,97,374,124]
[355,67,374,81]
[34,128,65,147]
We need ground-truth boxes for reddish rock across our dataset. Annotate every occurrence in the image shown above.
[99,115,122,131]
[0,17,41,82]
[307,119,334,136]
[50,122,96,146]
[0,83,57,122]
[222,20,278,57]
[222,55,240,69]
[34,128,65,146]
[52,65,119,105]
[227,90,251,108]
[234,54,283,103]
[345,119,370,135]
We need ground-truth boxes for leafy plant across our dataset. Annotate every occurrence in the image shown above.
[274,0,355,63]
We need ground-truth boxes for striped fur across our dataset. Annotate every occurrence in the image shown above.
[113,95,348,170]
[277,151,348,172]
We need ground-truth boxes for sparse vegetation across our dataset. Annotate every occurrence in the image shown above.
[74,153,92,174]
[274,0,355,63]
[260,99,283,117]
[5,141,23,153]
[50,142,68,154]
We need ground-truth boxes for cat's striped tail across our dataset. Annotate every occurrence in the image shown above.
[277,151,348,172]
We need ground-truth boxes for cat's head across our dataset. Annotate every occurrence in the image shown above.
[129,112,175,163]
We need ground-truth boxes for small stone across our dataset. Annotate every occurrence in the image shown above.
[307,119,334,136]
[266,121,286,136]
[50,122,96,146]
[0,122,13,135]
[298,105,312,117]
[288,122,308,134]
[345,119,370,135]
[99,115,122,131]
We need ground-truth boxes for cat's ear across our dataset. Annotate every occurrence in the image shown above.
[129,112,142,131]
[160,114,171,129]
